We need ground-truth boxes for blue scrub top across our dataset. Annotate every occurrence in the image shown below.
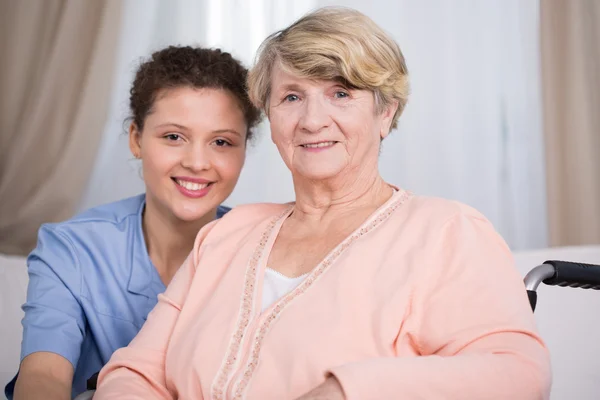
[5,194,229,399]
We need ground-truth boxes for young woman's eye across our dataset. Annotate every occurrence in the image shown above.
[164,133,182,141]
[213,139,231,147]
[284,94,299,102]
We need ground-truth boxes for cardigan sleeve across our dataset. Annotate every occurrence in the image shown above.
[94,220,218,400]
[328,212,552,400]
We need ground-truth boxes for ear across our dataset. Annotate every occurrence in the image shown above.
[128,122,142,159]
[380,100,399,140]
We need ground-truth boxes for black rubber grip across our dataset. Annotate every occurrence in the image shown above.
[542,260,600,289]
[527,290,537,312]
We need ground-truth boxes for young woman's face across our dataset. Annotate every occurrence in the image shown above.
[130,86,247,223]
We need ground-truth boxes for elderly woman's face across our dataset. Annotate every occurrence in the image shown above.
[268,65,396,183]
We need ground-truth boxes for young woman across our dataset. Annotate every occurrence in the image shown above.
[7,45,261,400]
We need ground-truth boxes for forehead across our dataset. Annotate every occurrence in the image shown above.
[270,64,347,93]
[148,87,245,124]
[270,64,310,88]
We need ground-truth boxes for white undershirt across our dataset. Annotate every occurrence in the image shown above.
[261,268,309,312]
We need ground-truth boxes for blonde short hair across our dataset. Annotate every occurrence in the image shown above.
[247,6,409,130]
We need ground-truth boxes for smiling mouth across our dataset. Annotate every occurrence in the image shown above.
[301,141,338,148]
[172,178,213,191]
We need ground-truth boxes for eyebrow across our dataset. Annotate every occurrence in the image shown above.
[276,80,354,94]
[212,129,242,137]
[277,83,304,93]
[155,122,188,130]
[155,123,242,137]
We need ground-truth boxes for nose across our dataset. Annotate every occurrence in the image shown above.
[181,143,211,172]
[298,95,332,133]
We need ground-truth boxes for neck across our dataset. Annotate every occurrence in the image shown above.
[142,196,216,285]
[291,165,392,224]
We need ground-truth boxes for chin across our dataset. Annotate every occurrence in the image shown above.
[296,166,344,182]
[295,155,347,176]
[171,204,214,223]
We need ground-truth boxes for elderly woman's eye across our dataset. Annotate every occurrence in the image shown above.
[335,91,349,98]
[284,94,299,102]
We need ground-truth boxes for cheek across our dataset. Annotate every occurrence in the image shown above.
[211,149,245,182]
[339,113,379,143]
[269,114,295,145]
[142,146,179,175]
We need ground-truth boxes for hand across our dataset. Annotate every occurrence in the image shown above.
[295,376,345,400]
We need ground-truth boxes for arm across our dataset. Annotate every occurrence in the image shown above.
[295,377,345,400]
[13,226,87,400]
[94,221,217,400]
[14,353,73,400]
[327,212,551,400]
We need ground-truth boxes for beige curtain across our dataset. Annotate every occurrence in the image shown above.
[0,0,122,255]
[541,0,600,246]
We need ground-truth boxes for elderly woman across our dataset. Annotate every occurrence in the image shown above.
[95,7,551,400]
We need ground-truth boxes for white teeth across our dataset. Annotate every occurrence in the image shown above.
[303,141,336,148]
[176,179,209,191]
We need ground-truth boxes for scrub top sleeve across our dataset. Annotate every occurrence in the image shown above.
[20,224,87,368]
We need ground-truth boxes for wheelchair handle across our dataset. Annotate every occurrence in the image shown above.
[541,260,600,290]
[524,260,600,312]
[524,260,600,291]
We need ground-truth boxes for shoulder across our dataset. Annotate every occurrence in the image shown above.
[186,202,292,274]
[40,194,145,239]
[196,202,291,244]
[69,194,145,225]
[217,202,291,225]
[383,191,502,247]
[395,192,509,254]
[401,194,489,225]
[30,194,145,268]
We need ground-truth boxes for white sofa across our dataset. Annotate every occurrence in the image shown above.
[1,247,599,399]
[0,254,28,399]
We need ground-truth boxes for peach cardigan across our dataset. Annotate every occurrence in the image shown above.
[95,189,551,399]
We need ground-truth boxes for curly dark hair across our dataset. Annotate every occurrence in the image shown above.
[129,46,261,140]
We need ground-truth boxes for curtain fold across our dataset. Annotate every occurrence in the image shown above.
[0,0,123,255]
[541,0,600,246]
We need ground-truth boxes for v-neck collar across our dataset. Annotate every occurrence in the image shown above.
[254,185,406,318]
